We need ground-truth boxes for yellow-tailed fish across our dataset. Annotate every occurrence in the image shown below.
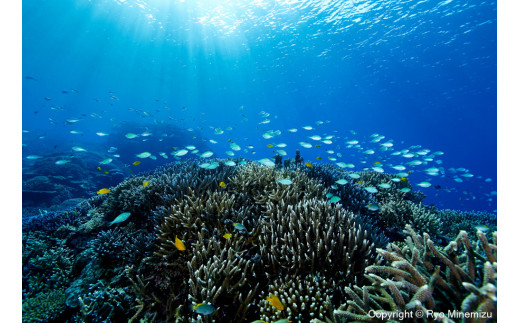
[97,188,110,195]
[175,236,186,251]
[266,294,284,310]
[192,303,216,315]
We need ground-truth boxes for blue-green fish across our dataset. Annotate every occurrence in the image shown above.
[109,212,131,226]
[335,179,348,185]
[206,162,219,169]
[174,149,189,156]
[230,143,241,151]
[233,223,246,232]
[136,152,151,158]
[200,151,214,158]
[192,303,216,315]
[198,163,211,169]
[329,196,341,203]
[367,203,380,211]
[258,158,275,167]
[299,142,312,148]
[475,225,489,233]
[276,178,293,185]
[417,182,431,188]
[72,146,87,152]
[55,159,70,165]
[100,158,113,165]
[364,186,378,193]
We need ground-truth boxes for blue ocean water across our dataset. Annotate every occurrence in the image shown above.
[22,0,496,212]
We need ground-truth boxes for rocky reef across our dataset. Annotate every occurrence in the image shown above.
[22,156,497,322]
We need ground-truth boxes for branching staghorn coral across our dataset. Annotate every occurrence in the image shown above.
[155,189,259,257]
[438,209,497,240]
[259,197,377,284]
[377,199,442,240]
[22,289,67,323]
[334,225,497,322]
[187,234,259,322]
[257,273,336,322]
[23,158,497,322]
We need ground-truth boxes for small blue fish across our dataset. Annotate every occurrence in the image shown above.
[233,223,246,232]
[109,212,131,226]
[276,179,293,185]
[192,303,216,315]
[367,203,380,211]
[329,196,341,203]
[364,186,378,193]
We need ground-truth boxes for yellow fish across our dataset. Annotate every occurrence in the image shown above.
[316,156,322,160]
[315,144,321,147]
[142,181,149,187]
[103,171,109,174]
[223,233,232,239]
[97,188,110,195]
[266,294,284,311]
[305,162,313,167]
[373,161,380,165]
[96,166,101,171]
[267,144,274,148]
[175,236,186,251]
[132,161,141,166]
[357,181,363,185]
[219,181,226,188]
[400,177,408,182]
[408,170,412,174]
[327,156,333,159]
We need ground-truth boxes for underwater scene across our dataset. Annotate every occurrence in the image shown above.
[22,0,497,322]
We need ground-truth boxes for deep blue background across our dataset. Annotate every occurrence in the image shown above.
[23,0,497,212]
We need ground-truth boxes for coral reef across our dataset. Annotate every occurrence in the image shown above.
[334,225,497,322]
[258,273,336,322]
[22,289,67,323]
[21,158,498,322]
[438,209,497,240]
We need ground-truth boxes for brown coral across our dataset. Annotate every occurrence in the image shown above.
[334,225,497,322]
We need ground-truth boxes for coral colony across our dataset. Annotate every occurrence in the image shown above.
[22,153,497,322]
